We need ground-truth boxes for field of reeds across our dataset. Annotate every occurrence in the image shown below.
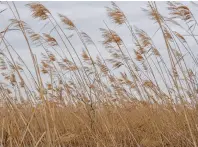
[1,1,198,146]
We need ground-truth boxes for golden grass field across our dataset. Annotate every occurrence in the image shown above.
[1,1,198,146]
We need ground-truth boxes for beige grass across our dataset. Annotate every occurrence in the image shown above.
[1,1,198,147]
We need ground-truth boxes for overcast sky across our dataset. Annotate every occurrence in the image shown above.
[1,1,198,88]
[0,2,156,72]
[0,2,168,63]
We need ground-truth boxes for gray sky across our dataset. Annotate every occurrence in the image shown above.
[1,1,198,89]
[0,2,164,64]
[0,2,154,72]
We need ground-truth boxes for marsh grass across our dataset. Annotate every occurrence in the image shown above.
[1,1,198,146]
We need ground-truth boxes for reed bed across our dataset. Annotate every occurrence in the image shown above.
[1,1,198,146]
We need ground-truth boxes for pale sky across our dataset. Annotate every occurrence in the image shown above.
[1,1,198,89]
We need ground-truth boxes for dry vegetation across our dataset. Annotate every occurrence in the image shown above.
[1,1,198,147]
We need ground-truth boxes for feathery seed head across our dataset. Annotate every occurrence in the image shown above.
[59,14,75,30]
[100,28,122,46]
[43,33,58,46]
[27,3,50,20]
[106,2,126,25]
